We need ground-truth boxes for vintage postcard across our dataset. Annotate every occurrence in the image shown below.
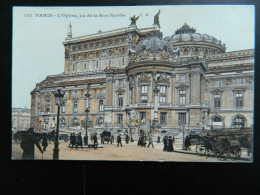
[12,5,254,162]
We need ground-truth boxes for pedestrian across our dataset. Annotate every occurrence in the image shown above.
[76,132,83,149]
[157,135,160,143]
[117,134,123,147]
[93,133,98,149]
[130,135,134,142]
[163,136,168,151]
[47,133,51,144]
[42,134,48,151]
[168,136,174,152]
[84,134,88,146]
[147,135,154,148]
[110,134,114,144]
[125,134,129,144]
[20,128,43,159]
[184,135,191,150]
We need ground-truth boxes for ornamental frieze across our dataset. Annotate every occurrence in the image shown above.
[157,73,170,84]
[115,88,126,94]
[138,73,151,83]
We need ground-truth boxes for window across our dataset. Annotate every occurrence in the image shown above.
[214,94,221,108]
[122,58,124,65]
[235,93,243,108]
[159,86,167,103]
[37,103,40,114]
[96,61,99,69]
[118,94,123,107]
[179,90,186,105]
[72,117,79,126]
[45,100,50,112]
[214,80,221,86]
[233,116,245,128]
[118,79,123,85]
[84,63,86,70]
[236,78,243,84]
[73,101,78,113]
[212,115,222,122]
[160,112,167,124]
[118,114,123,124]
[140,85,148,103]
[97,117,104,125]
[159,86,166,93]
[99,100,104,111]
[60,118,67,126]
[109,59,111,66]
[61,101,66,113]
[141,95,148,103]
[159,96,166,103]
[141,85,148,93]
[179,113,186,124]
[140,112,146,123]
[179,74,185,81]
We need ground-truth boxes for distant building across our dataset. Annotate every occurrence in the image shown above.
[12,107,30,131]
[30,18,254,135]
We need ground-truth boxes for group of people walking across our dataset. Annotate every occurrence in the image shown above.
[163,136,175,152]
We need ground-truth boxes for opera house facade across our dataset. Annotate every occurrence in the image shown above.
[30,20,254,136]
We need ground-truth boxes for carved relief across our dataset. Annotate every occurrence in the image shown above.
[65,46,70,59]
[138,73,151,83]
[115,88,126,94]
[157,73,170,84]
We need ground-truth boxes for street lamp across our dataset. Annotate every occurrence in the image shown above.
[53,89,64,160]
[84,87,91,146]
[39,120,42,131]
[179,120,185,150]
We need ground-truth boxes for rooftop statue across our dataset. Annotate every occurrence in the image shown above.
[130,15,139,25]
[153,10,160,28]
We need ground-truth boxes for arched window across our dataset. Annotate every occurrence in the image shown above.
[60,117,67,127]
[72,117,79,126]
[73,101,78,113]
[212,115,223,122]
[233,115,246,128]
[97,117,104,125]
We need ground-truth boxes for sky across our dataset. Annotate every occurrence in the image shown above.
[12,5,255,108]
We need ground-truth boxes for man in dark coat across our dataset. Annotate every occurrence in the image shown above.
[20,128,43,159]
[184,135,191,150]
[163,136,168,151]
[130,135,134,142]
[93,133,98,149]
[168,136,174,152]
[42,134,48,151]
[117,134,122,147]
[76,132,83,149]
[157,135,161,143]
[125,134,129,144]
[110,134,114,144]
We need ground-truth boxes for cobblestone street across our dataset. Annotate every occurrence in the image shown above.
[12,138,251,162]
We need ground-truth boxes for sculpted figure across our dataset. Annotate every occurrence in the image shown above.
[130,15,139,25]
[153,10,160,28]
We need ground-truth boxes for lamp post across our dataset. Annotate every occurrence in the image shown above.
[179,120,185,150]
[53,89,64,160]
[39,120,42,131]
[84,87,91,146]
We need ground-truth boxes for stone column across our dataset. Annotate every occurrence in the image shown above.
[171,74,176,104]
[106,74,113,106]
[133,74,138,104]
[190,70,201,105]
[153,84,160,122]
[64,45,70,74]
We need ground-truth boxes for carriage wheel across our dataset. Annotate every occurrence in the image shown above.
[196,143,206,155]
[231,146,242,159]
[214,142,230,160]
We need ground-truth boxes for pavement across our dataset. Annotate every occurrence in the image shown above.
[11,138,252,162]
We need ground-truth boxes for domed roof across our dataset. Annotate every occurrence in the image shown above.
[165,23,226,51]
[135,31,174,54]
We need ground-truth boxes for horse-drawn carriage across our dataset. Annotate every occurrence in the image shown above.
[100,130,112,144]
[190,127,252,160]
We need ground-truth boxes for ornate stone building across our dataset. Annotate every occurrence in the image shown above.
[12,107,31,131]
[30,20,254,135]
